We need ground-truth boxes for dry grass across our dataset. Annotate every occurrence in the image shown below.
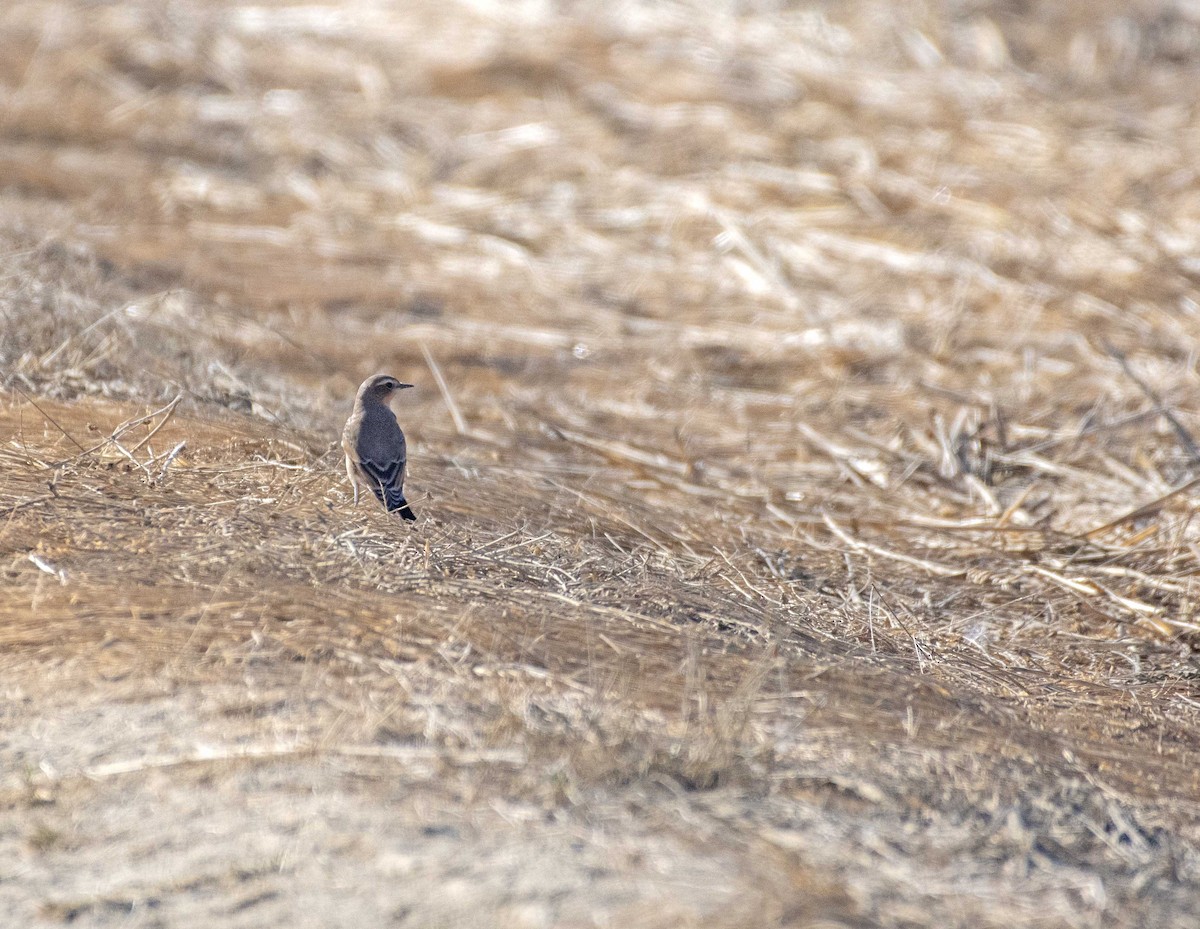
[5,0,1200,926]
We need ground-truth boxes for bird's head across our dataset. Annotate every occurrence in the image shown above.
[360,373,414,403]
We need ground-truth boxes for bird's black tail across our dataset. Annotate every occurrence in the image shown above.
[372,482,417,521]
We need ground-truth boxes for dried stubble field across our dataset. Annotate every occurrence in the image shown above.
[5,1,1200,926]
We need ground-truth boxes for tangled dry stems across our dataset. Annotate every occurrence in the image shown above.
[5,0,1200,926]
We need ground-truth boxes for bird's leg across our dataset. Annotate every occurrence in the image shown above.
[352,483,359,506]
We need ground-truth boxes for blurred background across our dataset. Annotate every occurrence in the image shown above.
[6,2,1200,927]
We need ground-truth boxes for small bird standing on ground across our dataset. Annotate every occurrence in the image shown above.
[342,374,416,520]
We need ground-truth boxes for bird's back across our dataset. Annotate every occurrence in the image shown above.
[354,403,405,462]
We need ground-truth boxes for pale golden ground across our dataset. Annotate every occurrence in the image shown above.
[5,1,1200,926]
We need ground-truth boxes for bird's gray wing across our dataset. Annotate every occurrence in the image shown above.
[358,454,405,495]
[354,407,410,514]
[358,456,412,516]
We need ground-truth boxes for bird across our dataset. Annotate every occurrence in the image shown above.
[342,373,416,520]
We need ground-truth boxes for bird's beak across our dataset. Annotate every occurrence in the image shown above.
[395,383,414,390]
